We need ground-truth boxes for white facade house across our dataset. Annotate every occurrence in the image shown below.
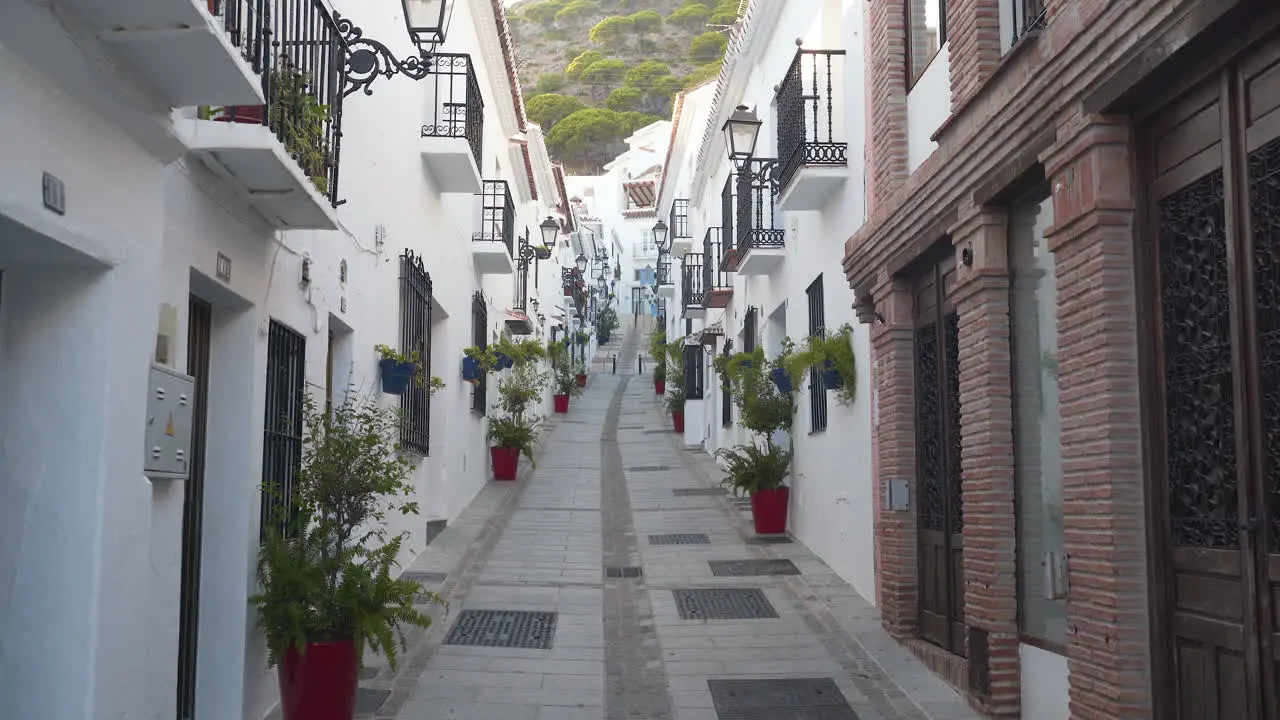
[0,0,569,718]
[654,0,877,603]
[564,121,671,321]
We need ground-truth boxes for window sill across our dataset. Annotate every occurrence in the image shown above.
[1018,633,1066,656]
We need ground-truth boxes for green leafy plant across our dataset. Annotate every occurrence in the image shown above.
[250,393,442,671]
[496,361,550,420]
[596,306,619,339]
[714,348,795,435]
[552,361,583,397]
[716,440,793,497]
[269,67,332,196]
[665,385,686,414]
[488,415,543,465]
[375,344,444,394]
[787,324,858,405]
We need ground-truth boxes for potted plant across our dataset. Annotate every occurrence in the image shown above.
[574,358,588,388]
[649,327,667,395]
[251,394,444,720]
[552,367,578,413]
[596,306,618,344]
[716,439,793,534]
[794,324,858,405]
[666,386,687,433]
[487,356,548,480]
[374,345,419,395]
[715,347,795,437]
[653,362,666,395]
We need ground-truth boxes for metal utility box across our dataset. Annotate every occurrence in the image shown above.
[144,363,196,481]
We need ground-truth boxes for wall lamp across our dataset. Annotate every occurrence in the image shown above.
[337,0,455,97]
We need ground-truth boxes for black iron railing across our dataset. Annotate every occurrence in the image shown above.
[670,198,691,240]
[703,228,733,289]
[471,292,487,416]
[806,275,828,433]
[474,180,515,257]
[400,251,433,455]
[260,319,306,542]
[210,0,347,205]
[657,253,673,286]
[420,53,484,170]
[736,160,785,255]
[684,344,705,400]
[1009,0,1047,45]
[776,49,847,192]
[683,253,705,312]
[744,306,758,353]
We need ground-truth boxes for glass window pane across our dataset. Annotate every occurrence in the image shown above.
[1010,196,1066,648]
[907,0,944,87]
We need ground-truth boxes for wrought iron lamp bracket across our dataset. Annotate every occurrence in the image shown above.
[741,158,782,191]
[336,13,432,98]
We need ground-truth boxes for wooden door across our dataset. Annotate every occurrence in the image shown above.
[1143,32,1280,720]
[177,296,212,719]
[914,252,966,656]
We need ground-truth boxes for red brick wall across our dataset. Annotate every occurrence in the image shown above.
[946,0,1002,112]
[865,0,909,215]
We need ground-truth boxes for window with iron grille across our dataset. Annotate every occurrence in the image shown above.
[807,274,828,433]
[400,251,433,454]
[471,292,487,415]
[744,306,758,353]
[261,320,305,541]
[684,344,704,400]
[721,341,733,427]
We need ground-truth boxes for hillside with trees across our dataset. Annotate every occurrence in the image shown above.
[509,0,743,171]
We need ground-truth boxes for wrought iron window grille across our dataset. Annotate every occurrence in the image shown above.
[684,344,705,400]
[670,199,691,240]
[474,180,515,258]
[744,306,758,353]
[261,320,306,541]
[399,250,433,455]
[721,338,733,427]
[1008,0,1047,46]
[775,48,848,192]
[471,291,487,415]
[806,274,828,433]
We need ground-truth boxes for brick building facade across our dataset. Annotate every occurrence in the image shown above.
[845,0,1280,717]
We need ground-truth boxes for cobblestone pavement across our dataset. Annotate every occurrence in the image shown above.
[362,365,978,719]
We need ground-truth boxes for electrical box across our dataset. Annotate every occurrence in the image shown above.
[881,478,910,511]
[144,363,195,481]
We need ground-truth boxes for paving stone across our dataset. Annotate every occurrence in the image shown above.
[707,678,859,719]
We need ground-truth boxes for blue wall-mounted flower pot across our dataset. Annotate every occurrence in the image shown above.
[380,358,417,395]
[769,367,794,393]
[462,356,483,384]
[820,361,843,389]
[494,352,514,370]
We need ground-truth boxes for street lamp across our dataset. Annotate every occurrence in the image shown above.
[337,0,456,97]
[652,219,670,253]
[539,216,559,249]
[575,254,588,274]
[722,104,762,168]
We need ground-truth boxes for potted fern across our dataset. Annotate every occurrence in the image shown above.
[251,393,444,720]
[665,386,687,433]
[488,360,548,480]
[716,439,793,534]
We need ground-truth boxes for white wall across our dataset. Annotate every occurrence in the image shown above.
[1020,644,1069,719]
[906,44,950,174]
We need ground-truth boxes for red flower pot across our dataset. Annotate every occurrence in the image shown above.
[491,445,519,481]
[213,104,266,125]
[672,411,684,433]
[554,394,569,413]
[750,487,790,535]
[278,640,358,720]
[654,379,665,395]
[575,373,587,388]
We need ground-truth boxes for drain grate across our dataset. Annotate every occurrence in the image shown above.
[355,687,390,714]
[401,571,447,584]
[707,678,858,719]
[628,465,671,472]
[673,588,778,619]
[673,488,725,496]
[649,533,711,545]
[443,610,558,649]
[643,429,671,434]
[605,565,643,578]
[618,425,645,429]
[746,535,794,545]
[708,559,801,577]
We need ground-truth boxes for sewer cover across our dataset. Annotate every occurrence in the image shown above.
[673,588,778,620]
[673,488,725,496]
[443,610,558,649]
[605,565,644,578]
[355,687,390,715]
[628,465,671,472]
[708,559,801,577]
[746,535,794,544]
[649,533,711,545]
[707,678,858,719]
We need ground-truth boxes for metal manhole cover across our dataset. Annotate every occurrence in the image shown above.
[628,465,671,472]
[649,533,711,545]
[746,535,793,544]
[443,610,558,649]
[605,565,643,578]
[673,488,725,496]
[707,678,858,719]
[401,572,447,584]
[355,687,390,715]
[708,559,801,577]
[673,588,778,619]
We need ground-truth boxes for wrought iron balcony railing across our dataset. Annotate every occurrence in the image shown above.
[657,253,673,286]
[473,180,515,257]
[682,253,705,311]
[776,49,847,193]
[421,53,484,170]
[735,159,785,255]
[670,198,691,240]
[703,228,734,288]
[212,0,347,205]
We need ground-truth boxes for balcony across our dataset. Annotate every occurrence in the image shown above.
[682,252,705,319]
[670,199,693,255]
[729,164,785,276]
[178,0,344,230]
[421,53,484,194]
[703,228,734,309]
[656,254,675,300]
[73,0,263,109]
[776,49,848,212]
[471,181,515,275]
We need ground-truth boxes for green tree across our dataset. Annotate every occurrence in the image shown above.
[628,9,662,33]
[689,31,728,62]
[580,58,627,86]
[649,74,686,101]
[535,73,567,94]
[589,15,633,45]
[667,3,710,30]
[565,49,603,79]
[525,93,587,129]
[605,86,643,111]
[546,108,626,162]
[523,0,563,26]
[555,0,597,27]
[623,60,671,90]
[684,60,723,87]
[709,9,739,25]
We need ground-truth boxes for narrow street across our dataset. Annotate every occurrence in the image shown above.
[348,331,977,720]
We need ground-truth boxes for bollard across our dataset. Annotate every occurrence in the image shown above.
[612,355,617,374]
[638,354,644,374]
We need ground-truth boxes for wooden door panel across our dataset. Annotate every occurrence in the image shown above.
[1176,639,1249,720]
